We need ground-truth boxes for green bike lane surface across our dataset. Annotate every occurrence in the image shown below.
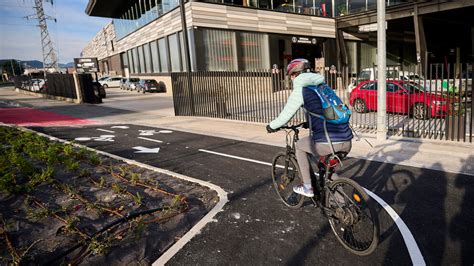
[30,124,473,265]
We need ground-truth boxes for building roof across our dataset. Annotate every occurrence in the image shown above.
[85,0,140,18]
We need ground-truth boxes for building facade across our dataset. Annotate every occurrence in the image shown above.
[83,0,474,92]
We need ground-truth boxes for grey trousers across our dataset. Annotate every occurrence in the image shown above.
[295,136,352,186]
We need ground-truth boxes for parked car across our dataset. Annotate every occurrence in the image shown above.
[30,78,45,92]
[347,68,423,94]
[124,78,140,91]
[97,75,110,82]
[119,78,127,90]
[99,76,122,88]
[349,80,450,119]
[136,79,164,93]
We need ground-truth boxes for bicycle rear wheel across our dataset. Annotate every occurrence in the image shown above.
[325,178,379,256]
[271,152,304,209]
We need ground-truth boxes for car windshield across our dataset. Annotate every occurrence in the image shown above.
[130,78,140,82]
[146,80,157,84]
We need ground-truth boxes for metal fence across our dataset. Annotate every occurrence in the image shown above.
[171,70,341,124]
[171,64,473,143]
[349,63,473,143]
[14,74,77,99]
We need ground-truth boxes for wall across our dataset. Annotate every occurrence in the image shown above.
[81,22,116,60]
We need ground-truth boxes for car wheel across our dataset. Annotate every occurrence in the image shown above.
[412,103,431,120]
[353,99,368,113]
[103,84,108,89]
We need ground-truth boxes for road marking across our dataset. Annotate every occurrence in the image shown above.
[111,125,129,129]
[133,146,160,153]
[139,129,159,136]
[199,149,426,265]
[138,137,163,143]
[97,128,115,133]
[159,130,173,133]
[364,189,425,266]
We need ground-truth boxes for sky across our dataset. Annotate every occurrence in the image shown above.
[0,0,111,64]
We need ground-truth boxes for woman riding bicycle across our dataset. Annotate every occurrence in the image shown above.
[266,58,353,197]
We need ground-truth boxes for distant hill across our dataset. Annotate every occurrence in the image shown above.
[0,59,74,69]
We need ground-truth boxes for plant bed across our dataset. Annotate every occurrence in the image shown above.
[0,126,218,265]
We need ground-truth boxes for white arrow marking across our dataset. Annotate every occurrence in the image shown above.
[97,128,115,133]
[138,137,163,143]
[158,130,173,133]
[139,130,159,136]
[111,126,129,129]
[133,146,160,153]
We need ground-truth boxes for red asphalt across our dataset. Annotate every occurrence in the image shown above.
[0,108,99,126]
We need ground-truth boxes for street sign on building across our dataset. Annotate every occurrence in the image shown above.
[292,36,318,45]
[74,57,99,73]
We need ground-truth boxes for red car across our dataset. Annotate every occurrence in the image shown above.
[349,80,450,119]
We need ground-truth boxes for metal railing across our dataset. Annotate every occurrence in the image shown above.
[171,64,472,143]
[348,63,473,143]
[171,69,342,124]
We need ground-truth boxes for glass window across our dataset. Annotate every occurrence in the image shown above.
[127,50,134,73]
[168,33,182,72]
[202,29,237,71]
[132,47,139,73]
[158,38,169,73]
[179,31,187,72]
[387,83,399,92]
[150,40,160,73]
[144,43,152,73]
[238,32,269,71]
[121,52,129,67]
[138,45,145,73]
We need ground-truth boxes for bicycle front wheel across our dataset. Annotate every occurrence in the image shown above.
[325,178,379,256]
[271,152,304,209]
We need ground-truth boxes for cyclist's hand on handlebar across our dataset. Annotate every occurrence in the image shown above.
[266,124,278,133]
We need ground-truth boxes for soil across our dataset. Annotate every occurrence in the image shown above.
[0,126,218,265]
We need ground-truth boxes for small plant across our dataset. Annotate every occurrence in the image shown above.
[111,183,123,194]
[99,176,107,188]
[119,166,127,177]
[63,144,74,156]
[66,160,80,172]
[89,153,102,165]
[87,236,110,255]
[79,169,90,178]
[63,215,79,234]
[131,192,142,206]
[130,172,141,185]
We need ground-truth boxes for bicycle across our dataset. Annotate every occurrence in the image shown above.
[271,122,379,256]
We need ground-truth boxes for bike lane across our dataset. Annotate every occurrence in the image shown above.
[30,124,471,265]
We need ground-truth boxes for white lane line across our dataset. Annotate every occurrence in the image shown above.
[138,136,163,143]
[97,128,115,133]
[17,126,228,266]
[198,149,426,265]
[364,189,425,266]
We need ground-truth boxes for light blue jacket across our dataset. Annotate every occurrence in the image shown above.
[269,72,325,129]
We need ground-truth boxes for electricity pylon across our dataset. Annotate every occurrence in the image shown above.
[25,0,59,74]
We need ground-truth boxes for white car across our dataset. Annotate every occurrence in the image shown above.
[30,78,45,92]
[99,77,122,88]
[347,68,423,94]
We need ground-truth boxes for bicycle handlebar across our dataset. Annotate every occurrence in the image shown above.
[277,122,307,131]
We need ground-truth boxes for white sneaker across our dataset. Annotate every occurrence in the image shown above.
[293,184,314,197]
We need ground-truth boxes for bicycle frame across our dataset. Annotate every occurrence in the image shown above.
[281,124,340,217]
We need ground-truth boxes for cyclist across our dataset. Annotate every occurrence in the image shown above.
[266,58,353,197]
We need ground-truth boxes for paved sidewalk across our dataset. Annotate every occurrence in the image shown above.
[1,86,473,176]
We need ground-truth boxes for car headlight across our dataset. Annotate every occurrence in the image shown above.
[432,100,446,105]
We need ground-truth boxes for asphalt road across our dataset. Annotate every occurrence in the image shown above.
[31,124,474,265]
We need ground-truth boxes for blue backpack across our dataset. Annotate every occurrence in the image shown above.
[306,84,351,124]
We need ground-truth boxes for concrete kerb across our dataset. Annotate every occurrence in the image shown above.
[3,123,229,265]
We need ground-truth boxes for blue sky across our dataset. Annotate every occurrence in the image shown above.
[0,0,111,63]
